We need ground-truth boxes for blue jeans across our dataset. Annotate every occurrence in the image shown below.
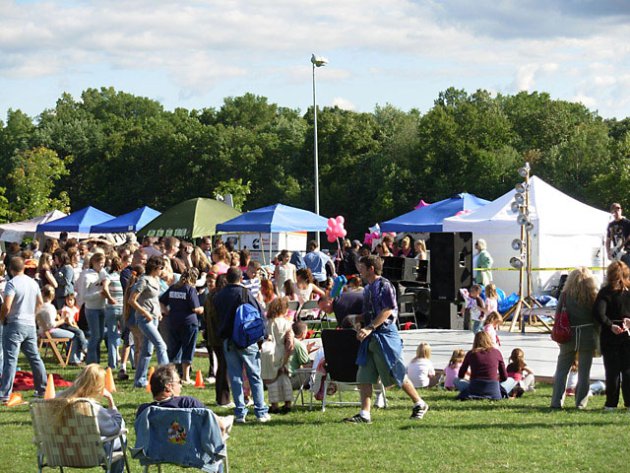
[134,314,169,388]
[223,339,268,420]
[167,324,198,365]
[0,323,47,400]
[49,328,82,364]
[85,308,105,364]
[104,306,123,369]
[455,378,517,396]
[0,323,3,378]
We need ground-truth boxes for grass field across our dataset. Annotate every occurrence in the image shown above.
[3,357,630,473]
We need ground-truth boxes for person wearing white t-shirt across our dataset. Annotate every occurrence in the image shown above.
[406,342,437,388]
[81,253,108,364]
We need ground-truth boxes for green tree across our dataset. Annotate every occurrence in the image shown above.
[214,178,251,211]
[6,147,70,219]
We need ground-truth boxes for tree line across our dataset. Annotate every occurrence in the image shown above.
[0,86,628,237]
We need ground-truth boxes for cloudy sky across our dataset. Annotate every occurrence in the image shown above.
[1,0,629,120]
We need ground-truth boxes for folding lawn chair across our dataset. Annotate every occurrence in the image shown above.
[132,406,228,472]
[38,331,74,368]
[30,398,130,473]
[319,329,387,412]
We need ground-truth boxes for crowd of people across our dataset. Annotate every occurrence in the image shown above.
[1,222,629,436]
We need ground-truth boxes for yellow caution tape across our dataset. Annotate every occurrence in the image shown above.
[477,267,607,272]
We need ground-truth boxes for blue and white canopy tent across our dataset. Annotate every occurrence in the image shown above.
[91,206,161,233]
[380,193,490,233]
[216,203,329,263]
[36,206,116,233]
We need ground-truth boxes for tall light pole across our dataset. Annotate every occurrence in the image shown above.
[311,53,327,247]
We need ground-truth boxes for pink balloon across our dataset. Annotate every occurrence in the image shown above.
[336,216,345,225]
[327,234,337,243]
[364,233,372,244]
[328,218,336,226]
[339,228,347,238]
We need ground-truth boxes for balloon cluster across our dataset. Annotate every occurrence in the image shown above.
[363,224,396,246]
[326,216,347,243]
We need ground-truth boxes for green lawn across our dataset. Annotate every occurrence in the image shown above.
[3,357,630,473]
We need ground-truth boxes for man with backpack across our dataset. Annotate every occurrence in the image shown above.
[214,267,270,424]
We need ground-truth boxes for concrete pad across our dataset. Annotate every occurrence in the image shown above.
[399,329,604,382]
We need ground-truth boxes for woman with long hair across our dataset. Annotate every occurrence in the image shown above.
[82,253,108,364]
[550,267,599,409]
[129,256,169,388]
[456,331,515,400]
[37,252,58,289]
[53,249,74,310]
[159,268,203,384]
[593,261,630,410]
[55,364,125,473]
[274,250,297,296]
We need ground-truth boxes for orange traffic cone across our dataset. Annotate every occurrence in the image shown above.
[105,367,117,393]
[44,374,56,400]
[146,366,155,393]
[194,370,205,388]
[5,392,26,407]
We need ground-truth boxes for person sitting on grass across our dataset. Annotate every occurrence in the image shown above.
[506,348,535,395]
[456,331,516,400]
[407,342,437,388]
[136,364,233,440]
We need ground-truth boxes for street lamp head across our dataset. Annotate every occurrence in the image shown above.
[311,53,328,67]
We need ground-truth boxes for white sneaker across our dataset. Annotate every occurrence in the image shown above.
[235,416,247,424]
[205,377,216,385]
[257,413,272,423]
[374,392,385,409]
[218,402,236,409]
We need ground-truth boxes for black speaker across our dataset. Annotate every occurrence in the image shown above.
[416,259,429,284]
[428,300,463,329]
[382,257,418,282]
[429,232,473,301]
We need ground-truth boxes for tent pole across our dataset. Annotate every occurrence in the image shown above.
[509,223,526,332]
[260,232,266,265]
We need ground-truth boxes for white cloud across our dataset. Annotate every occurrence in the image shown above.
[0,0,628,117]
[331,97,356,111]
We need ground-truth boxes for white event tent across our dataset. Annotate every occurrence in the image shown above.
[0,210,67,242]
[443,176,610,294]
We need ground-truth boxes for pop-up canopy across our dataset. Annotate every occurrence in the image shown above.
[216,203,328,233]
[137,198,241,239]
[91,206,161,233]
[380,193,490,233]
[0,210,67,242]
[36,206,115,233]
[443,176,610,293]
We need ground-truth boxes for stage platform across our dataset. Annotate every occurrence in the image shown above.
[399,329,604,382]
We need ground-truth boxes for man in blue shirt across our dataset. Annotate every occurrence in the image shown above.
[0,257,48,403]
[344,255,428,424]
[303,240,333,286]
[214,267,270,424]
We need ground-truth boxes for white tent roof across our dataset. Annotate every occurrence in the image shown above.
[442,176,610,294]
[443,176,610,235]
[0,210,67,242]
